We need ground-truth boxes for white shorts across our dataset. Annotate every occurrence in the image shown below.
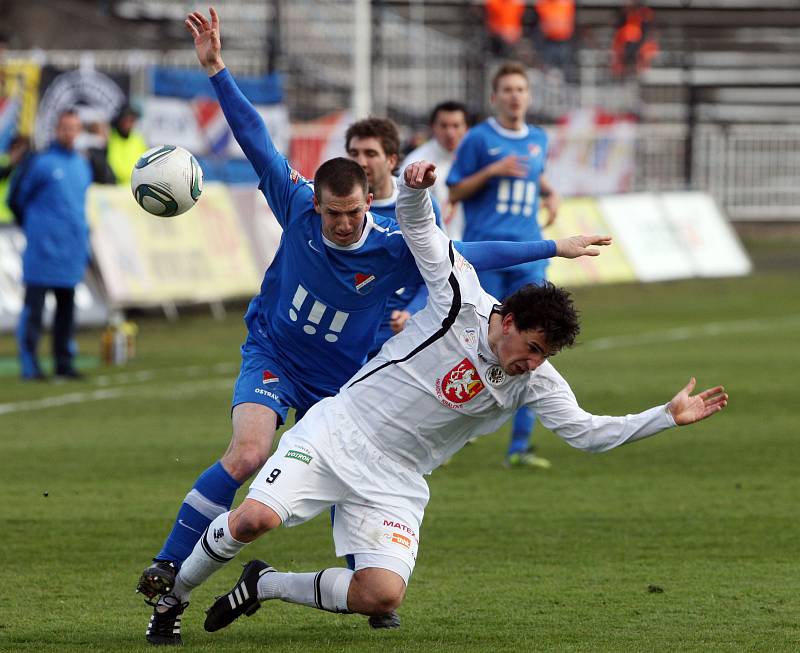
[247,396,429,583]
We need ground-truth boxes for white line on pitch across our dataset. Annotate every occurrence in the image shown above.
[583,314,800,351]
[0,377,233,416]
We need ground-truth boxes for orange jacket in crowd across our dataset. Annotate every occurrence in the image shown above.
[612,1,659,75]
[535,0,575,42]
[485,0,526,44]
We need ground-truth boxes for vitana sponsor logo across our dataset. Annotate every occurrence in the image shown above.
[285,450,313,464]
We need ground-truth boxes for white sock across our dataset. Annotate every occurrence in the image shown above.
[257,568,353,613]
[169,512,247,603]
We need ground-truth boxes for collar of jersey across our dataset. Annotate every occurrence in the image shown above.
[370,176,399,208]
[321,211,375,251]
[488,117,530,140]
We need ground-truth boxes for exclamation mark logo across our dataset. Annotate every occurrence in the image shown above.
[325,311,349,342]
[304,300,326,334]
[289,286,308,322]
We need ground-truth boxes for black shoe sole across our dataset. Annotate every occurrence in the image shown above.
[138,567,176,599]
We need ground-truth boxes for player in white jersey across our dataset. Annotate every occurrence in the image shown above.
[146,163,727,642]
[401,101,470,240]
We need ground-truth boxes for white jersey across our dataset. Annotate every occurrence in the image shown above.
[337,180,676,475]
[401,139,464,240]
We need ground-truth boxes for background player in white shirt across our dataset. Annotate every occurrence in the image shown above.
[145,162,727,644]
[401,101,470,240]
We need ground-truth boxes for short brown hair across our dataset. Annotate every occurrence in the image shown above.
[313,157,368,203]
[491,61,530,92]
[345,117,400,158]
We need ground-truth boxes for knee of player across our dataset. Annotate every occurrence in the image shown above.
[352,569,406,614]
[222,444,270,481]
[228,499,281,541]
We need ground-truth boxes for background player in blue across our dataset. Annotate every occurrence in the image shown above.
[139,8,608,634]
[447,61,561,470]
[345,116,443,357]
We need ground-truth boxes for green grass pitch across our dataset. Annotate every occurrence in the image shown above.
[1,269,798,652]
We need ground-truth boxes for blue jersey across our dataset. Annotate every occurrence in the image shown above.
[211,69,556,412]
[369,178,443,355]
[447,118,549,243]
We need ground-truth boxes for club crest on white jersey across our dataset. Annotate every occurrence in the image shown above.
[435,357,485,407]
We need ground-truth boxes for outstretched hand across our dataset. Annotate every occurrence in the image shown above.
[404,161,437,190]
[185,7,225,75]
[555,234,613,258]
[668,377,728,426]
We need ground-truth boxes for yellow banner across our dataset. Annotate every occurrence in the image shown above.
[87,183,263,305]
[1,60,41,136]
[541,198,636,287]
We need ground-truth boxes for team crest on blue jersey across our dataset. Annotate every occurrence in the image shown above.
[354,272,376,294]
[528,144,542,157]
[262,370,279,384]
[289,168,304,184]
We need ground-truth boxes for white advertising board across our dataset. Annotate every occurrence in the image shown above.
[659,192,752,278]
[599,193,695,282]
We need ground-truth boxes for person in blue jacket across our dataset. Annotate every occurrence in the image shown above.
[9,109,92,380]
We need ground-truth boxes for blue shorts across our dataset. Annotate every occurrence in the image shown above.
[477,260,548,303]
[231,332,335,425]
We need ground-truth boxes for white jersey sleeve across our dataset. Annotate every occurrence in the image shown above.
[526,362,677,453]
[394,177,478,317]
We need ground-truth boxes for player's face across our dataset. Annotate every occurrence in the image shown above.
[495,314,554,376]
[347,136,398,199]
[432,110,468,153]
[491,73,531,125]
[314,185,373,246]
[55,113,82,150]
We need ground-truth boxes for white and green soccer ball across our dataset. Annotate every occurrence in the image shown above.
[131,145,203,217]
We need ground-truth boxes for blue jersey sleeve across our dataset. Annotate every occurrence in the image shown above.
[404,283,429,314]
[446,129,485,186]
[453,239,557,271]
[431,194,443,228]
[210,68,312,228]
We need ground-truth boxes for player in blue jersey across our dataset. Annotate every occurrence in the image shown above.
[140,9,610,642]
[447,61,560,471]
[345,117,442,357]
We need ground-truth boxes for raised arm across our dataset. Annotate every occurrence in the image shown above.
[395,162,459,312]
[185,8,277,179]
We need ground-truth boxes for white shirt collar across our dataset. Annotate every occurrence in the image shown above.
[321,211,375,251]
[370,176,399,208]
[488,117,529,140]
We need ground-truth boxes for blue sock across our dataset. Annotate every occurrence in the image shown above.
[330,506,356,570]
[156,461,241,565]
[508,407,536,455]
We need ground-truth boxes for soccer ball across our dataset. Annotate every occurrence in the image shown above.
[131,145,203,217]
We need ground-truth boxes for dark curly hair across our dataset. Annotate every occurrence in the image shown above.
[499,282,580,352]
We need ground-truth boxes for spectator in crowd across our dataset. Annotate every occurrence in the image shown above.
[447,61,559,470]
[484,0,526,59]
[0,135,31,223]
[8,109,92,380]
[107,103,147,185]
[612,0,659,77]
[401,101,470,240]
[84,120,117,184]
[533,0,575,79]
